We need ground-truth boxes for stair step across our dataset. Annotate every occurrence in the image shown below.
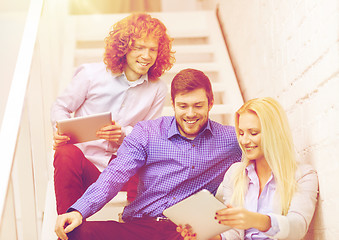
[73,12,211,42]
[74,44,215,58]
[173,44,215,53]
[168,62,220,73]
[73,62,222,82]
[166,82,227,93]
[74,49,102,66]
[75,48,104,57]
[74,44,216,66]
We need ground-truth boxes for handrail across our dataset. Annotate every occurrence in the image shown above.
[0,0,44,225]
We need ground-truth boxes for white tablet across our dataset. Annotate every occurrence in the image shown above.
[57,112,112,144]
[163,189,230,240]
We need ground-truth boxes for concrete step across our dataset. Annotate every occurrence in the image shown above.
[74,44,215,57]
[74,44,216,66]
[72,12,211,42]
[172,44,215,53]
[166,82,227,94]
[168,62,220,73]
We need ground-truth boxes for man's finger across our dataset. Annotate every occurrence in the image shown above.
[55,220,68,240]
[100,125,121,132]
[64,221,79,234]
[181,228,188,237]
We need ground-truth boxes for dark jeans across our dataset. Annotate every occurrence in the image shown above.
[67,218,183,240]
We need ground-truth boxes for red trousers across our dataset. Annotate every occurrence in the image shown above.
[54,144,138,214]
[67,219,182,240]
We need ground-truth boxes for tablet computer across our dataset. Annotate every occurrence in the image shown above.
[57,112,112,144]
[163,189,230,240]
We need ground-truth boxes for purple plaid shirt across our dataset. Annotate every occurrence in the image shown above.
[71,116,242,221]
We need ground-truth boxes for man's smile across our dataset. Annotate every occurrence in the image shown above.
[184,119,199,125]
[137,61,150,66]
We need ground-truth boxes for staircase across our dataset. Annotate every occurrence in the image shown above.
[42,10,243,239]
[59,11,243,125]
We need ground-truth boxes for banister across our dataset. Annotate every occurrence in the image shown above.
[0,0,44,226]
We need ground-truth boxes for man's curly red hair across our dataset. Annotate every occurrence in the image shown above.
[104,13,175,81]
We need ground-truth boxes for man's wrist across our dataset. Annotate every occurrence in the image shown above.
[67,208,82,218]
[73,210,83,218]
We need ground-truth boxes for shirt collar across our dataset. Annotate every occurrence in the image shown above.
[167,118,213,139]
[121,72,148,87]
[114,72,148,86]
[246,163,257,183]
[246,162,275,185]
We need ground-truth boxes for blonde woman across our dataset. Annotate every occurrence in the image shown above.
[179,97,318,240]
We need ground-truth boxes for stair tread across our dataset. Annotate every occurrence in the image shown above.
[166,82,227,93]
[75,44,215,56]
[168,62,220,73]
[173,44,215,53]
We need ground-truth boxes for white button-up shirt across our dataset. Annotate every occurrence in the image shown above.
[244,163,278,239]
[51,62,167,171]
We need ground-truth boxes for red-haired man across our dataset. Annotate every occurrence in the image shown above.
[51,13,175,215]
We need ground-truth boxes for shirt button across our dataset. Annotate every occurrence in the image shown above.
[173,197,176,200]
[192,144,195,147]
[192,166,195,169]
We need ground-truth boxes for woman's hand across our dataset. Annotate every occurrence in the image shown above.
[96,121,122,143]
[215,204,271,232]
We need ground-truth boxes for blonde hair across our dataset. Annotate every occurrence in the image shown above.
[231,97,297,215]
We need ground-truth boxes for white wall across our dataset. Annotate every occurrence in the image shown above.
[218,0,339,239]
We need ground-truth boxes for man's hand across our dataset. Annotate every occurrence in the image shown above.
[176,225,220,240]
[96,121,122,143]
[176,225,197,240]
[53,127,70,150]
[55,211,83,240]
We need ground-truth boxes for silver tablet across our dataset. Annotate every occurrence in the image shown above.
[57,112,112,144]
[163,189,230,240]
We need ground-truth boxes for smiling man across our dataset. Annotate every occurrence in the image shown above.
[171,69,214,139]
[54,68,242,240]
[51,13,175,215]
